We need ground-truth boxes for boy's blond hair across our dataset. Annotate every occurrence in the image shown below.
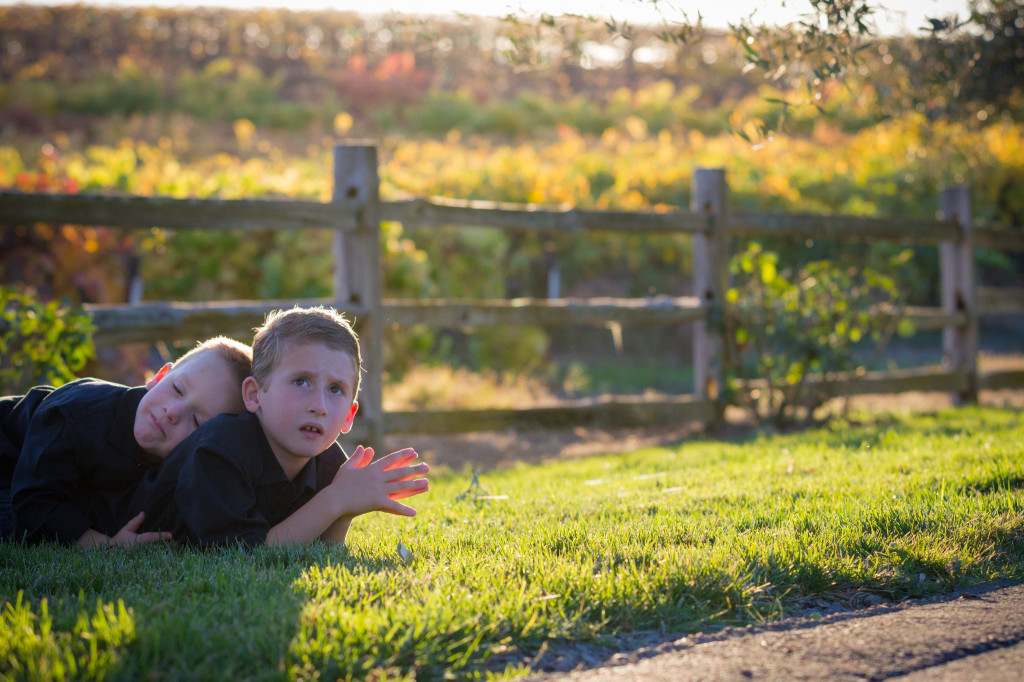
[251,307,362,395]
[175,336,253,389]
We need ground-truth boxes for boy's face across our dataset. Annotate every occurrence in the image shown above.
[134,352,246,459]
[242,341,358,477]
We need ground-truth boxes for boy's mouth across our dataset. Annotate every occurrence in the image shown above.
[300,423,323,435]
[150,413,166,438]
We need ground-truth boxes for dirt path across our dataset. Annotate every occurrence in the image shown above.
[524,579,1024,681]
[391,388,1024,472]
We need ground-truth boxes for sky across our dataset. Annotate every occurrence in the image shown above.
[1,0,974,34]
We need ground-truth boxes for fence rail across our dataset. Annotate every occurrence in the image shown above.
[3,143,1024,445]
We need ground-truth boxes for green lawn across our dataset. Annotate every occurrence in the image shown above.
[2,406,1023,681]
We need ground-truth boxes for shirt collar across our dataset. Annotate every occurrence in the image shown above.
[111,386,160,465]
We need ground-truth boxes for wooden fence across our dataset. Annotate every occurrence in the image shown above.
[3,143,1024,447]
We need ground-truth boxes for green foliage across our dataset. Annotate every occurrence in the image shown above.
[177,59,315,129]
[0,408,1022,679]
[0,592,135,681]
[0,287,95,395]
[724,243,914,426]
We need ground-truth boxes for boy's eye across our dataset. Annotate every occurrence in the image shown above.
[173,383,183,396]
[293,377,310,387]
[192,414,201,428]
[328,384,344,395]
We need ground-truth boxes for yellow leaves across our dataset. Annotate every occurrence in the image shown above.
[233,118,256,152]
[333,112,354,137]
[623,116,648,141]
[2,109,1019,222]
[758,174,800,204]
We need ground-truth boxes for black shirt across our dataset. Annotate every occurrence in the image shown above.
[134,411,348,548]
[0,386,56,489]
[10,379,160,544]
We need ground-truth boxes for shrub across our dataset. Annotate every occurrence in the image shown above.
[723,243,914,427]
[0,286,95,394]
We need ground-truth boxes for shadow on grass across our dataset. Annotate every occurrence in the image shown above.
[0,540,403,680]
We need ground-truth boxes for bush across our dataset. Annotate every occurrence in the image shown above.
[723,243,914,427]
[0,286,95,394]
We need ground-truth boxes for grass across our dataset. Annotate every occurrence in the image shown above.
[2,405,1023,680]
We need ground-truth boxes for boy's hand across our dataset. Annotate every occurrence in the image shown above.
[331,446,430,517]
[109,512,172,547]
[75,512,171,549]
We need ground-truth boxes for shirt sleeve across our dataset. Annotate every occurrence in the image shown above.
[174,444,269,548]
[11,400,94,545]
[1,387,55,489]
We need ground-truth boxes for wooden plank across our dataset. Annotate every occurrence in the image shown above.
[729,211,959,243]
[77,298,958,344]
[974,225,1024,252]
[976,287,1024,316]
[902,306,969,331]
[804,367,968,397]
[4,192,1012,248]
[333,143,385,450]
[740,367,968,403]
[0,191,353,231]
[76,297,706,345]
[383,394,716,434]
[381,197,710,234]
[84,299,367,345]
[979,370,1024,391]
[691,168,728,405]
[761,305,965,332]
[940,185,978,404]
[381,296,706,328]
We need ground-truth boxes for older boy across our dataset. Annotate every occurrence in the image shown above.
[134,306,429,547]
[2,336,252,547]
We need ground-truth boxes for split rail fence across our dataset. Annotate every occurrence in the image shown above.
[3,143,1024,447]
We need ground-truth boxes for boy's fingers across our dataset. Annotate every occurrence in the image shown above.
[119,511,146,534]
[388,487,428,501]
[384,500,418,517]
[387,463,430,482]
[388,478,429,500]
[380,448,419,471]
[347,445,374,468]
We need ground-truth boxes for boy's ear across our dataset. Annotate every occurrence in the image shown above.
[145,363,173,390]
[241,376,262,414]
[340,402,358,434]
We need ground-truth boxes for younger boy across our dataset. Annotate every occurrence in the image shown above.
[1,336,252,547]
[134,306,429,547]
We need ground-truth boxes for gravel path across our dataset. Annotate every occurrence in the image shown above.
[523,579,1024,681]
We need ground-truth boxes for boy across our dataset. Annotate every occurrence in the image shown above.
[134,306,429,547]
[1,336,252,547]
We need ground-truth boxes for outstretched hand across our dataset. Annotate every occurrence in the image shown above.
[333,446,430,517]
[76,512,171,549]
[109,512,172,547]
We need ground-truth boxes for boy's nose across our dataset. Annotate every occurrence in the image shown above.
[308,392,327,415]
[165,403,180,425]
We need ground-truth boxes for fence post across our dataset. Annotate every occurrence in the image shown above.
[333,143,383,449]
[939,184,978,405]
[691,168,728,416]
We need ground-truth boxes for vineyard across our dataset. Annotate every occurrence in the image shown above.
[1,3,1022,401]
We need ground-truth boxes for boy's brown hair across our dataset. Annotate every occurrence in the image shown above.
[174,336,253,389]
[251,307,362,395]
